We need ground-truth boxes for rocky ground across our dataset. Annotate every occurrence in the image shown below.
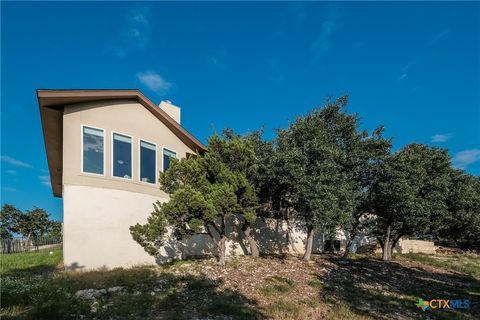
[2,253,479,319]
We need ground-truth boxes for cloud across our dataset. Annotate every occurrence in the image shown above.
[111,8,150,57]
[6,170,17,175]
[429,28,450,45]
[312,20,336,58]
[431,133,452,143]
[1,187,17,192]
[0,156,33,168]
[38,175,51,187]
[136,71,172,96]
[398,73,408,81]
[453,149,480,169]
[205,55,227,70]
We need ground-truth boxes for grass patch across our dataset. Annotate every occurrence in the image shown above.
[260,276,295,296]
[397,253,480,278]
[267,299,300,318]
[307,279,323,288]
[327,303,369,320]
[0,248,62,276]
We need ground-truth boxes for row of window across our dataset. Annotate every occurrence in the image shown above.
[82,125,177,184]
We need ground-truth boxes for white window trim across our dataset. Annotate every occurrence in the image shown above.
[162,147,178,173]
[111,131,133,181]
[138,138,158,185]
[80,124,106,176]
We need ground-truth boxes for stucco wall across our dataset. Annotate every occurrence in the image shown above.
[63,185,168,270]
[64,184,362,270]
[62,99,196,198]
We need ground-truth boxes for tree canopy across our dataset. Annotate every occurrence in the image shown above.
[368,144,452,260]
[130,133,258,266]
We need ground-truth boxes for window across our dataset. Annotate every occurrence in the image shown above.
[82,126,104,175]
[140,140,156,184]
[112,133,132,179]
[163,148,177,172]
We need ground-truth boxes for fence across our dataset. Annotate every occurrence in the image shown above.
[0,236,62,254]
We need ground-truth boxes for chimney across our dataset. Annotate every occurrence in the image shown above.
[159,100,181,124]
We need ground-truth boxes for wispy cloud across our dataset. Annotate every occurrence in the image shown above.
[38,175,51,187]
[111,8,150,57]
[205,55,227,70]
[431,133,452,143]
[398,73,408,81]
[312,20,336,59]
[453,149,480,169]
[136,71,172,96]
[1,187,17,192]
[1,155,33,168]
[429,28,450,46]
[6,169,17,175]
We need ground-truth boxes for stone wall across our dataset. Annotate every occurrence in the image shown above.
[395,239,436,254]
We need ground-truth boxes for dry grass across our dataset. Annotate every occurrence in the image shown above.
[1,251,479,319]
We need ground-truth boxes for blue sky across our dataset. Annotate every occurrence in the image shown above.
[1,2,479,221]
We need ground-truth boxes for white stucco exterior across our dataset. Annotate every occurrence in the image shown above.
[63,185,167,270]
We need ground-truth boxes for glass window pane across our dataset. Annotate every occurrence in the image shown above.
[83,126,104,174]
[163,149,176,172]
[113,133,132,179]
[140,141,156,184]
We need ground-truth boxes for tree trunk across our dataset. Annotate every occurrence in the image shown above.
[342,220,360,259]
[303,225,314,261]
[242,223,259,258]
[218,235,227,267]
[388,235,402,261]
[382,224,391,261]
[342,231,356,259]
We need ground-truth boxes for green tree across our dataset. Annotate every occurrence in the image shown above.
[438,170,480,248]
[130,134,258,267]
[341,125,392,258]
[369,144,451,261]
[47,220,63,239]
[0,204,22,238]
[274,97,355,260]
[17,207,51,240]
[209,130,260,256]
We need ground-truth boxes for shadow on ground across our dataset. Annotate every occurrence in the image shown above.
[318,255,480,320]
[1,266,265,320]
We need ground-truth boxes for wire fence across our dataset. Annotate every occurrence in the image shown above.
[0,236,62,254]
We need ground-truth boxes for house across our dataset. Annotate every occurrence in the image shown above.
[38,89,206,270]
[40,89,408,270]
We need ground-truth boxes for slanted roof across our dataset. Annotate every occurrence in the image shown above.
[37,89,207,197]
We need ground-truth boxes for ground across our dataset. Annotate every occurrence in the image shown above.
[1,249,478,320]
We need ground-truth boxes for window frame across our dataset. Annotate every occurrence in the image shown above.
[80,124,106,176]
[111,131,133,181]
[138,138,158,185]
[162,147,177,173]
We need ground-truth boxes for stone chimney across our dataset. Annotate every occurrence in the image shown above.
[159,100,181,124]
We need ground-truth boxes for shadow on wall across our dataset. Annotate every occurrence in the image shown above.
[65,262,87,272]
[152,216,345,262]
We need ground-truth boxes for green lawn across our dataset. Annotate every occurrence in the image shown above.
[0,247,62,276]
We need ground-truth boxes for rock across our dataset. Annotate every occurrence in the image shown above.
[107,286,124,294]
[90,300,99,313]
[75,289,107,300]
